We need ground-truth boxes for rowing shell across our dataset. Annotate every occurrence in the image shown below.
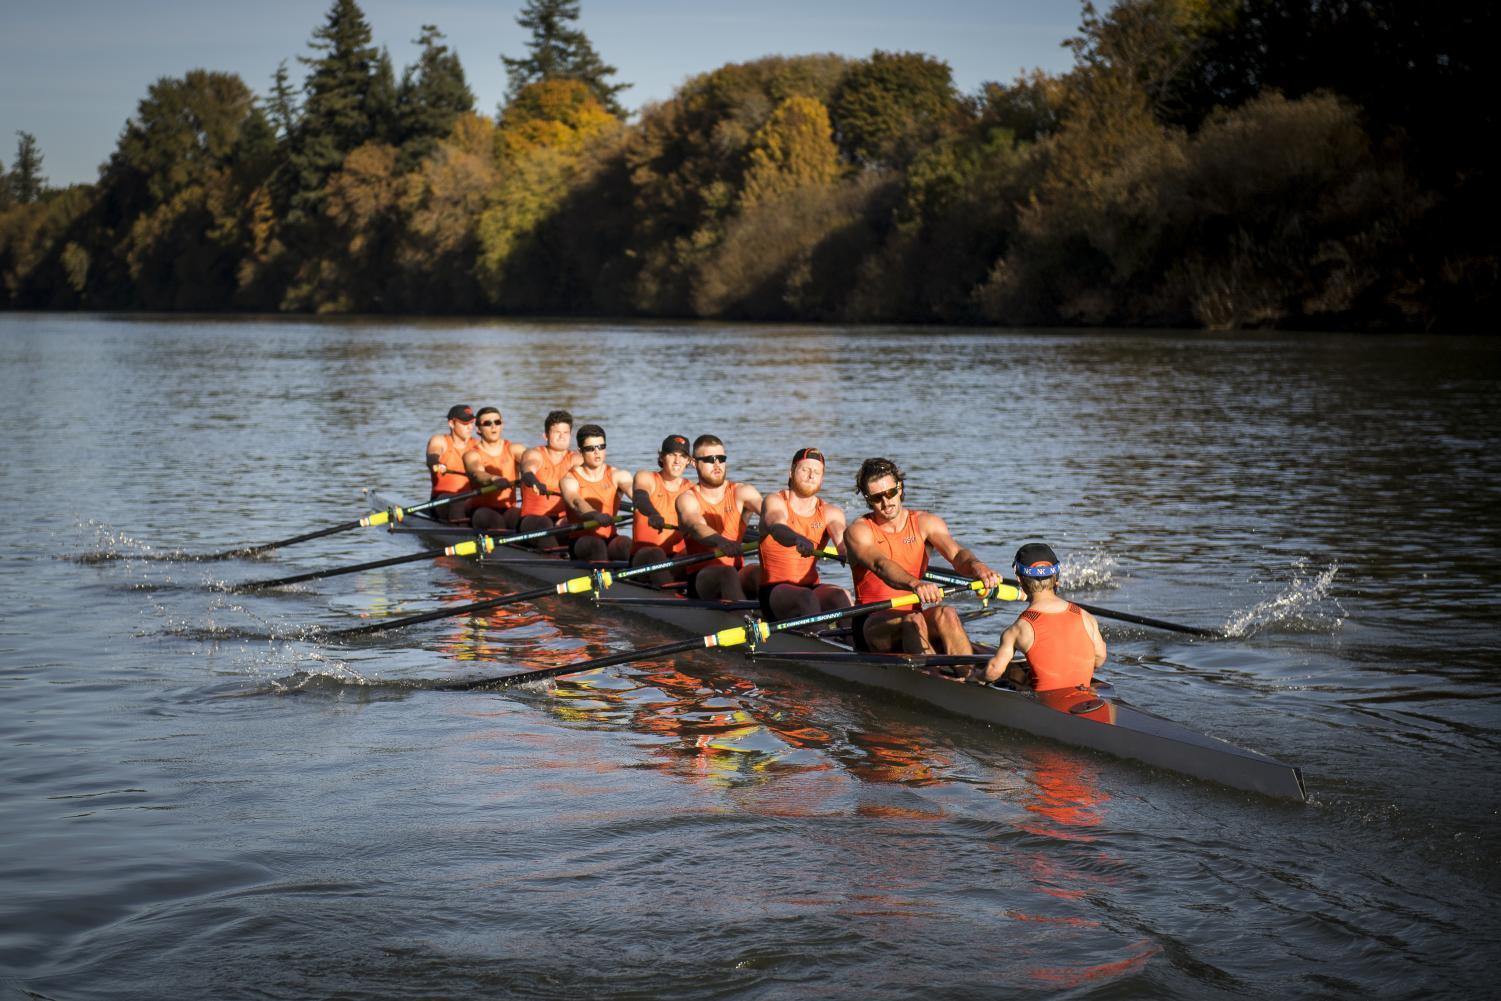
[364,491,1307,801]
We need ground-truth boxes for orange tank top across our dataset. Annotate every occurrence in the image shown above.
[469,440,519,510]
[685,481,746,570]
[1022,604,1096,691]
[852,510,929,605]
[632,471,690,555]
[758,490,829,587]
[431,434,477,496]
[520,448,578,519]
[567,465,623,539]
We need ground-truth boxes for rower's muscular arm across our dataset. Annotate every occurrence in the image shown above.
[762,492,816,556]
[519,447,547,493]
[558,473,588,519]
[981,618,1033,685]
[676,489,741,559]
[632,470,668,530]
[1082,609,1108,669]
[462,449,507,487]
[922,513,1001,591]
[824,504,849,559]
[845,518,943,604]
[425,433,448,475]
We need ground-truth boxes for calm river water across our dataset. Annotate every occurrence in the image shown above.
[1,314,1497,999]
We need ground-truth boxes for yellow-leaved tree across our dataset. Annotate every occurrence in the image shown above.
[476,78,618,305]
[738,95,840,209]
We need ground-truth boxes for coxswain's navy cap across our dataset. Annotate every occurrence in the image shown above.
[791,447,825,466]
[660,434,690,455]
[1014,542,1060,578]
[447,405,475,422]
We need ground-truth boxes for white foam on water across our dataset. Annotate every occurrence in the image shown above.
[1222,560,1344,638]
[1062,548,1118,591]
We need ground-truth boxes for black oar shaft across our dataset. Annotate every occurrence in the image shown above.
[436,638,707,691]
[241,547,447,590]
[922,568,1220,638]
[214,519,364,559]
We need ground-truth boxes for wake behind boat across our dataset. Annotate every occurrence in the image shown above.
[361,489,1308,802]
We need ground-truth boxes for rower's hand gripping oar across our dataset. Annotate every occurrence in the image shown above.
[238,512,630,591]
[437,579,995,691]
[329,536,742,640]
[201,482,506,560]
[920,568,1222,638]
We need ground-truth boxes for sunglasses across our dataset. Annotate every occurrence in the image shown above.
[863,484,901,504]
[478,419,503,427]
[580,443,607,453]
[695,454,728,464]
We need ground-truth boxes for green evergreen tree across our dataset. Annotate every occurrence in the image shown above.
[501,0,629,117]
[287,0,383,226]
[8,131,47,204]
[398,25,475,168]
[0,155,11,211]
[268,60,300,141]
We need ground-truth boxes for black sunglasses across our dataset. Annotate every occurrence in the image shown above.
[478,419,503,427]
[863,484,900,504]
[580,443,607,453]
[694,454,728,464]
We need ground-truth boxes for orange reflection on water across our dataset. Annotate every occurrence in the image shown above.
[1027,939,1160,988]
[842,723,951,788]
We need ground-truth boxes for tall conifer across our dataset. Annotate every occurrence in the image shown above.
[501,0,628,117]
[398,25,475,168]
[288,0,382,227]
[8,132,47,204]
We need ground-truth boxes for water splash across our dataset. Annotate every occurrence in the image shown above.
[1222,560,1344,638]
[67,518,270,563]
[1062,549,1118,591]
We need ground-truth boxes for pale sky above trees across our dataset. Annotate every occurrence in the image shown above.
[0,0,1076,186]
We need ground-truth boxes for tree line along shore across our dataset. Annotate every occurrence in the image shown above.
[0,0,1492,331]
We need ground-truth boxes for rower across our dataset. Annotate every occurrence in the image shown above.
[757,447,851,619]
[977,543,1106,688]
[462,406,526,532]
[559,423,633,562]
[517,409,582,541]
[675,434,764,601]
[629,434,694,585]
[425,404,478,524]
[843,457,1000,659]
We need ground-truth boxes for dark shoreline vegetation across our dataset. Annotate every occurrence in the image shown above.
[1,1,1494,331]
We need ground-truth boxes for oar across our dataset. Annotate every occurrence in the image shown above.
[921,568,1221,638]
[203,483,505,559]
[238,513,628,591]
[436,580,993,691]
[330,539,748,640]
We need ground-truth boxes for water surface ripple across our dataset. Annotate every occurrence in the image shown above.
[1,315,1496,999]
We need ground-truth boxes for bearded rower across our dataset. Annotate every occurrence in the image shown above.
[629,434,694,586]
[559,423,634,562]
[844,457,1000,660]
[758,447,851,620]
[675,434,763,601]
[462,406,526,532]
[518,409,582,539]
[425,404,478,524]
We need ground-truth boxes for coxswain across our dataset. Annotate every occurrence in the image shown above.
[757,447,851,619]
[517,409,582,539]
[425,404,478,524]
[629,434,695,585]
[675,434,764,601]
[559,423,634,562]
[462,406,526,532]
[977,543,1106,688]
[843,457,1000,660]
